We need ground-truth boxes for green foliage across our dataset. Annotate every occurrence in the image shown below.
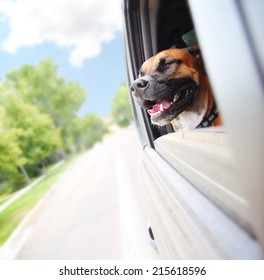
[0,106,27,193]
[0,129,26,173]
[81,113,109,149]
[3,96,61,170]
[111,83,133,127]
[0,129,27,193]
[4,59,86,150]
[5,59,85,124]
[0,58,110,195]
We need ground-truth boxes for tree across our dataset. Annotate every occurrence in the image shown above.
[81,114,109,149]
[0,106,27,193]
[4,59,86,151]
[0,129,28,193]
[0,132,28,194]
[111,83,133,127]
[0,58,108,194]
[0,130,26,175]
[3,96,61,176]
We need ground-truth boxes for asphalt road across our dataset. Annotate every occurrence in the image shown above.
[1,126,156,260]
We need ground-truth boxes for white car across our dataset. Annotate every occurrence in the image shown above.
[122,0,264,259]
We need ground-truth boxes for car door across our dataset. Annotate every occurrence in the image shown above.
[122,0,264,259]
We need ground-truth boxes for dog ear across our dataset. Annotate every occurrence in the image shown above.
[184,45,200,58]
[185,45,208,73]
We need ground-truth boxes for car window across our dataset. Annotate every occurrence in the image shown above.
[123,0,264,256]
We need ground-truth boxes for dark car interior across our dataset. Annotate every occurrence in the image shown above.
[157,0,195,51]
[124,0,206,142]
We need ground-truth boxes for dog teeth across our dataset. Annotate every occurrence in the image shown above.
[152,111,161,116]
[160,103,164,111]
[173,94,179,103]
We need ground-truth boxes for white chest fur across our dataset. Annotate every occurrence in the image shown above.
[171,108,207,131]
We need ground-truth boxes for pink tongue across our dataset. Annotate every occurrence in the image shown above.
[150,104,161,113]
[147,100,171,115]
[162,100,171,109]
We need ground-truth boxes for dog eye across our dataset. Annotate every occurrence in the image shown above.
[138,70,144,77]
[164,59,182,67]
[158,59,182,71]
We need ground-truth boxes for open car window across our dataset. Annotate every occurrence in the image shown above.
[122,0,264,258]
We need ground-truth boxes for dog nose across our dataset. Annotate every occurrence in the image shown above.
[130,78,149,95]
[135,78,149,89]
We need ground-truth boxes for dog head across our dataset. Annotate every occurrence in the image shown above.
[130,46,208,127]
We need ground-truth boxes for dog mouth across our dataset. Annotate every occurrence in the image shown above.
[144,82,197,125]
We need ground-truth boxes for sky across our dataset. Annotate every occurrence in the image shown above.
[0,0,127,117]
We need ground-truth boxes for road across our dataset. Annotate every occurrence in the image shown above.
[0,126,156,260]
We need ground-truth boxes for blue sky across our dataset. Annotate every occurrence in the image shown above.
[0,0,127,117]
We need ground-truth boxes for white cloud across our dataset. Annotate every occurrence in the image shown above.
[0,0,123,67]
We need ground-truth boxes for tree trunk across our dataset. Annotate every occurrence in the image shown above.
[19,165,31,184]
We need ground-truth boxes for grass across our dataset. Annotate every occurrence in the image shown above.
[0,195,12,207]
[0,156,76,246]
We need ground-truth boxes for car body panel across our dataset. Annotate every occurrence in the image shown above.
[122,0,264,259]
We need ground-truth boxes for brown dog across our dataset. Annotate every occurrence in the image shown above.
[130,46,221,131]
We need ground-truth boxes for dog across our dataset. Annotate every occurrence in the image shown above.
[130,46,221,131]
